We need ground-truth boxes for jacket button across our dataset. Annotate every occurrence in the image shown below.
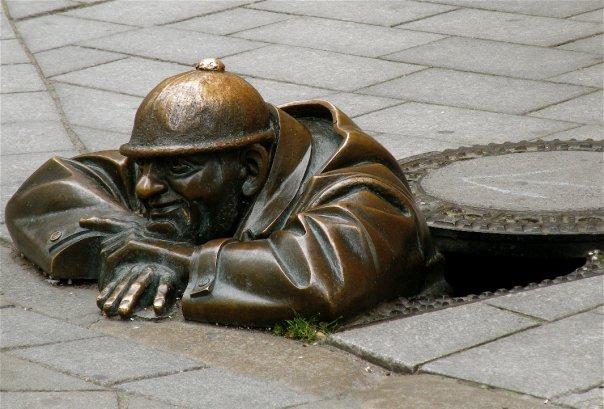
[49,231,62,242]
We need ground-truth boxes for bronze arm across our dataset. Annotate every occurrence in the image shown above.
[183,187,427,327]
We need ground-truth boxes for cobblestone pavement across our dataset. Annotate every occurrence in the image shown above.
[1,1,603,408]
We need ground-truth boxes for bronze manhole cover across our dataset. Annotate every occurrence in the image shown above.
[399,139,604,258]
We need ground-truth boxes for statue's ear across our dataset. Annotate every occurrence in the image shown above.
[241,143,270,197]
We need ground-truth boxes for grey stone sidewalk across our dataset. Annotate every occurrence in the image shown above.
[1,0,603,408]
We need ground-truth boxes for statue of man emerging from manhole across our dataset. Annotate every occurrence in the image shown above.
[6,59,439,326]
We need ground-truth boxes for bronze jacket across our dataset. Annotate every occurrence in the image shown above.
[6,101,435,326]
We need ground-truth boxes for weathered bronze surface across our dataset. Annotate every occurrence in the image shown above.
[6,59,437,326]
[398,139,604,259]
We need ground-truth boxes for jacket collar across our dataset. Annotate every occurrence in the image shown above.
[235,105,312,239]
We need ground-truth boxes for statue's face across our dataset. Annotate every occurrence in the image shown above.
[133,151,245,244]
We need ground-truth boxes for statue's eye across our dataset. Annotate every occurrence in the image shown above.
[168,161,192,175]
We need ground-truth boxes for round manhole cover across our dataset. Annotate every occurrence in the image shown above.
[399,139,604,258]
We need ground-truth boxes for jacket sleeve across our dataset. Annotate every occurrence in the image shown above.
[5,151,142,280]
[182,187,429,327]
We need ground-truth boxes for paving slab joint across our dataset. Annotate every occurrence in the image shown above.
[326,336,414,374]
[12,0,115,23]
[110,365,208,387]
[523,87,603,115]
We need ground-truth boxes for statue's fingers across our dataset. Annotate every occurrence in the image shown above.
[118,267,154,318]
[96,278,120,309]
[100,231,130,258]
[153,275,172,316]
[80,216,131,233]
[102,270,139,316]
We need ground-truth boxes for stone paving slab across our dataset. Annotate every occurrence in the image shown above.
[0,245,102,326]
[72,125,129,152]
[0,307,100,349]
[0,185,18,223]
[558,34,604,55]
[90,319,386,397]
[353,102,575,144]
[384,37,603,80]
[321,93,403,118]
[330,302,536,372]
[555,386,604,409]
[530,90,603,124]
[119,367,317,409]
[1,63,45,93]
[424,0,604,18]
[486,275,604,321]
[167,7,290,36]
[244,76,330,105]
[16,14,133,53]
[250,0,457,26]
[1,12,16,39]
[1,352,104,391]
[5,0,76,20]
[1,150,77,187]
[65,0,250,27]
[370,132,461,159]
[539,124,603,141]
[53,56,190,97]
[423,310,604,399]
[54,82,141,134]
[79,26,264,65]
[570,8,604,23]
[223,44,425,91]
[1,39,29,64]
[1,148,79,185]
[234,17,446,58]
[0,391,118,409]
[1,91,58,124]
[35,45,126,77]
[400,8,602,47]
[360,67,593,114]
[13,336,203,385]
[1,121,72,155]
[293,373,560,409]
[548,62,603,87]
[118,393,183,409]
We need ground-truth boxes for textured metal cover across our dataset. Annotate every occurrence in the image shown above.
[398,139,604,258]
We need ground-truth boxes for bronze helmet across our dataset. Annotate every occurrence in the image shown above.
[120,58,273,157]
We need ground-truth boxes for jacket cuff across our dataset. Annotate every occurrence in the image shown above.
[185,238,235,299]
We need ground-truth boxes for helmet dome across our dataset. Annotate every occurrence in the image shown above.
[120,58,273,157]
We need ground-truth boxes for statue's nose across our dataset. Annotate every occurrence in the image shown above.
[135,168,166,199]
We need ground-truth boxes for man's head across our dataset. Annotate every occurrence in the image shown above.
[121,59,275,243]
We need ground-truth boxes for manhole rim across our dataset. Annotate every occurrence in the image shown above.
[398,138,604,238]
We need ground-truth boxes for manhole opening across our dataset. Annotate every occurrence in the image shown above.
[344,250,602,329]
[443,253,586,297]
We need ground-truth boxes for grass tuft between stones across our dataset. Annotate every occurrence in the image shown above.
[273,313,341,343]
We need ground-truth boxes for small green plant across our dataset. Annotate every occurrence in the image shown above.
[272,313,341,343]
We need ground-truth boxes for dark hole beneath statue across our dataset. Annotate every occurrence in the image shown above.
[443,254,586,297]
[345,251,601,329]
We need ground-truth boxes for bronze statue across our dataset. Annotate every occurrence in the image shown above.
[6,59,439,326]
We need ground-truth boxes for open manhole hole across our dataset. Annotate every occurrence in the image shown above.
[345,250,602,329]
[344,139,604,329]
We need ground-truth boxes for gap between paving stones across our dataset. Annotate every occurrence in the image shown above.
[523,88,603,115]
[243,3,461,29]
[11,1,111,23]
